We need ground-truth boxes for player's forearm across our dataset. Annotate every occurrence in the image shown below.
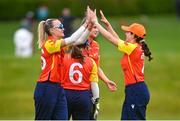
[73,22,93,45]
[73,28,90,45]
[98,67,109,84]
[106,24,120,40]
[62,25,86,46]
[95,22,119,46]
[91,82,99,99]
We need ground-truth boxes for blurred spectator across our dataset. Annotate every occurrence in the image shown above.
[23,11,36,53]
[13,21,33,58]
[59,8,76,38]
[36,4,49,21]
[21,11,35,32]
[176,0,180,19]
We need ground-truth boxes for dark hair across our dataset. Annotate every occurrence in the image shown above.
[71,45,85,64]
[134,34,153,61]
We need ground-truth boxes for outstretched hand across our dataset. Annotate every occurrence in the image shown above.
[85,6,91,24]
[100,10,109,26]
[106,80,117,92]
[88,8,98,24]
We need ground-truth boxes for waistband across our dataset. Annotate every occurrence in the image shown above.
[126,81,145,88]
[38,80,61,86]
[64,89,90,92]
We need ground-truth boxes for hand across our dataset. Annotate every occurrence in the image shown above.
[92,97,99,104]
[87,22,94,31]
[100,10,110,26]
[106,80,117,92]
[89,9,98,24]
[92,103,99,120]
[85,6,91,24]
[91,98,100,120]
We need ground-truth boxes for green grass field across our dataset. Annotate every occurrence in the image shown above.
[0,15,180,119]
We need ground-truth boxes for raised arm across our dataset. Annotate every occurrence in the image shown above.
[90,9,123,47]
[73,22,93,45]
[100,10,120,40]
[61,20,88,47]
[61,6,91,47]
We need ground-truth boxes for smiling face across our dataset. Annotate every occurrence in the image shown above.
[89,25,99,39]
[49,19,65,38]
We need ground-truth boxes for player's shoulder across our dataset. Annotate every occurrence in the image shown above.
[90,41,99,50]
[46,39,54,43]
[85,56,96,65]
[91,40,99,46]
[85,56,93,62]
[45,39,61,47]
[133,43,143,53]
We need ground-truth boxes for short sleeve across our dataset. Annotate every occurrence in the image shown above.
[89,59,98,83]
[44,39,61,54]
[118,40,137,55]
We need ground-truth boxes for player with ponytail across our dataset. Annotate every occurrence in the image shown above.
[91,9,152,120]
[61,45,99,120]
[34,7,92,120]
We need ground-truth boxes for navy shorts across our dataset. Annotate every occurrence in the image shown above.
[64,89,92,120]
[34,81,68,120]
[121,82,150,120]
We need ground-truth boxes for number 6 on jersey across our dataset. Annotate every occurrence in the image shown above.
[69,63,83,84]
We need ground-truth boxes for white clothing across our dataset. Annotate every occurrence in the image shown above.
[14,28,33,58]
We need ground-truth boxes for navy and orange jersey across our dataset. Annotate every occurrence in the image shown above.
[118,40,144,86]
[82,38,100,67]
[38,36,64,83]
[61,53,98,90]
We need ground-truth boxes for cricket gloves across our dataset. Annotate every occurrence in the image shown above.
[91,97,100,120]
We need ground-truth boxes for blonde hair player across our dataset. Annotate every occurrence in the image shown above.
[34,7,92,120]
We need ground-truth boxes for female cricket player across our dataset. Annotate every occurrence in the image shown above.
[73,24,117,119]
[34,8,92,120]
[78,25,117,92]
[91,9,152,120]
[61,23,116,120]
[61,45,99,120]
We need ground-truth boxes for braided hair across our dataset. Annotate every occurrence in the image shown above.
[134,34,153,61]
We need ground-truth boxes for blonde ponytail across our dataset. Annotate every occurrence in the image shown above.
[38,21,46,48]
